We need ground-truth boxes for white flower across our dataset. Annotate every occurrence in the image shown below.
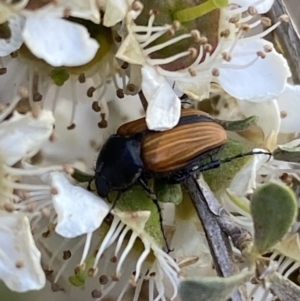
[115,0,289,131]
[2,1,100,67]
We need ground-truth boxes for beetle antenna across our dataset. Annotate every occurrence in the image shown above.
[111,191,122,210]
[219,150,272,165]
[197,150,272,173]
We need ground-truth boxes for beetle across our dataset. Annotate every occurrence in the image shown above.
[94,108,228,198]
[94,108,271,252]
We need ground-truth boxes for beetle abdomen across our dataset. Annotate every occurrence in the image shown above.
[142,121,227,172]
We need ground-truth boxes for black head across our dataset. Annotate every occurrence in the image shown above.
[95,134,144,197]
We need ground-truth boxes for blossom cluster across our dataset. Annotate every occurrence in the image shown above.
[0,0,300,301]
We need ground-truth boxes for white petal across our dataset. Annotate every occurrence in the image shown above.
[277,84,300,133]
[0,212,45,292]
[0,16,25,56]
[230,0,274,13]
[103,0,134,27]
[219,40,290,102]
[0,110,55,166]
[142,65,181,131]
[48,172,110,238]
[236,99,281,138]
[23,16,99,67]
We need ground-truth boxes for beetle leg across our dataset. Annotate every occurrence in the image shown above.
[138,178,173,253]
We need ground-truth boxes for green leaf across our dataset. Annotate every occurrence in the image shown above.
[180,270,252,301]
[216,115,258,132]
[111,185,163,245]
[273,147,300,163]
[251,183,297,255]
[71,168,94,183]
[153,179,182,204]
[0,21,11,39]
[203,138,254,193]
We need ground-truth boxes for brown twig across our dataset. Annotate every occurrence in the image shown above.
[184,176,250,301]
[265,0,300,84]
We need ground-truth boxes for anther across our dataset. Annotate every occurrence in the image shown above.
[75,263,86,273]
[212,68,220,77]
[264,45,273,53]
[91,289,102,298]
[229,16,239,23]
[41,208,51,217]
[63,8,71,18]
[4,202,15,212]
[121,62,129,69]
[51,283,62,292]
[49,131,56,142]
[42,230,51,238]
[111,273,119,281]
[0,67,7,75]
[222,52,232,62]
[280,111,287,118]
[248,6,257,16]
[18,86,29,98]
[88,267,98,277]
[132,1,143,12]
[15,260,24,268]
[220,29,230,38]
[188,68,196,77]
[116,88,124,99]
[188,47,198,59]
[63,164,74,175]
[63,250,71,260]
[78,73,86,83]
[99,275,109,284]
[110,256,118,263]
[191,29,201,42]
[126,83,136,93]
[51,187,59,195]
[261,17,272,28]
[204,43,212,52]
[149,9,158,16]
[33,92,42,102]
[44,269,54,276]
[98,113,108,129]
[115,34,122,43]
[10,51,18,58]
[172,20,181,31]
[279,14,289,23]
[92,101,101,112]
[257,51,266,59]
[199,36,208,44]
[67,123,76,130]
[27,203,36,213]
[87,87,96,98]
[240,24,250,31]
